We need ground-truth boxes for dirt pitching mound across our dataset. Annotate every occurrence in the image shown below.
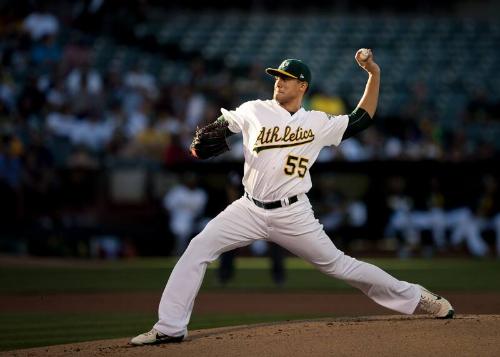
[6,315,500,357]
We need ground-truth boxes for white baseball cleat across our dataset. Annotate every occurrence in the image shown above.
[417,285,454,319]
[130,328,185,346]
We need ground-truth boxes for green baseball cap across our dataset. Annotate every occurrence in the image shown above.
[266,59,311,84]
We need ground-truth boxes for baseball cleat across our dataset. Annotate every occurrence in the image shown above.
[130,328,185,346]
[417,285,454,319]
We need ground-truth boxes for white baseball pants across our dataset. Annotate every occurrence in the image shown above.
[154,195,421,337]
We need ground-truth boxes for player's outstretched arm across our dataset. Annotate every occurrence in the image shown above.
[341,49,380,140]
[354,48,380,118]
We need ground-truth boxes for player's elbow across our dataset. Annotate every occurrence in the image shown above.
[358,105,376,119]
[342,107,373,140]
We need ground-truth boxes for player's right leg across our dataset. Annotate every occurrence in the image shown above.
[130,197,267,345]
[269,197,453,318]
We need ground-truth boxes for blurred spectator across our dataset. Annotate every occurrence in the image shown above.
[408,178,448,255]
[46,76,67,107]
[66,145,99,169]
[0,134,23,189]
[17,74,45,122]
[162,174,208,255]
[21,131,57,226]
[22,5,59,41]
[90,235,123,259]
[155,108,183,137]
[60,35,93,72]
[30,34,61,67]
[47,104,114,153]
[163,133,191,166]
[69,110,114,152]
[185,87,207,131]
[72,0,109,34]
[446,129,471,162]
[104,102,128,157]
[309,89,347,115]
[65,63,102,95]
[321,192,368,252]
[0,68,16,112]
[470,175,500,257]
[103,67,127,106]
[124,61,158,100]
[444,207,489,258]
[383,136,404,159]
[384,176,417,258]
[65,63,104,114]
[337,137,371,161]
[415,117,443,160]
[123,100,149,139]
[0,135,23,233]
[128,115,169,161]
[46,102,76,138]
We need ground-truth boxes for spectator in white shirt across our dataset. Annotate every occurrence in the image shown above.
[163,174,208,255]
[23,6,59,41]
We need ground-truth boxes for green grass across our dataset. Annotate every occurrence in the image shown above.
[1,257,499,351]
[1,258,499,294]
[0,312,325,351]
[0,312,154,351]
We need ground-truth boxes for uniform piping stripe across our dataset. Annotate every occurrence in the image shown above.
[348,109,369,127]
[253,138,315,153]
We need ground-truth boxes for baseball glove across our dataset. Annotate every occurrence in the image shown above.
[190,117,233,159]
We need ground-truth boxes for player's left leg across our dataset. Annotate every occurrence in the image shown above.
[131,197,268,345]
[268,196,453,318]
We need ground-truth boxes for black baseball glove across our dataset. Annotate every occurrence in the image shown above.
[190,117,234,159]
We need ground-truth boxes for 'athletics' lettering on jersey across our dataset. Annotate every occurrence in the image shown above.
[253,126,315,153]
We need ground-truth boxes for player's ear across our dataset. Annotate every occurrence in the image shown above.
[302,81,308,93]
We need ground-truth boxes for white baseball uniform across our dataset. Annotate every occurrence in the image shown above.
[154,99,421,337]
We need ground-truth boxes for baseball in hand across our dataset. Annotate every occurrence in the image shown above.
[359,48,370,61]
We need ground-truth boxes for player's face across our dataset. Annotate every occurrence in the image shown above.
[273,75,307,104]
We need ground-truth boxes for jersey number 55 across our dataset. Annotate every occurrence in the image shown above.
[284,155,309,178]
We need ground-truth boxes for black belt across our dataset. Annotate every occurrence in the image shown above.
[245,192,298,209]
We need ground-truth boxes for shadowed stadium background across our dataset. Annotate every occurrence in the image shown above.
[0,0,500,352]
[1,0,499,258]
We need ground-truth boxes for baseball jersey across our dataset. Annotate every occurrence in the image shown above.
[221,99,349,201]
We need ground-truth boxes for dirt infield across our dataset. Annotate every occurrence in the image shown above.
[4,315,500,357]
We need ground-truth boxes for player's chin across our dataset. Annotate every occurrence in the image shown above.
[274,92,286,102]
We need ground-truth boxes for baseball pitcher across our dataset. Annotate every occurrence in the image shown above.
[131,49,454,345]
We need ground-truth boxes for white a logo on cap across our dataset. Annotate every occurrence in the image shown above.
[281,60,290,68]
[299,74,304,79]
